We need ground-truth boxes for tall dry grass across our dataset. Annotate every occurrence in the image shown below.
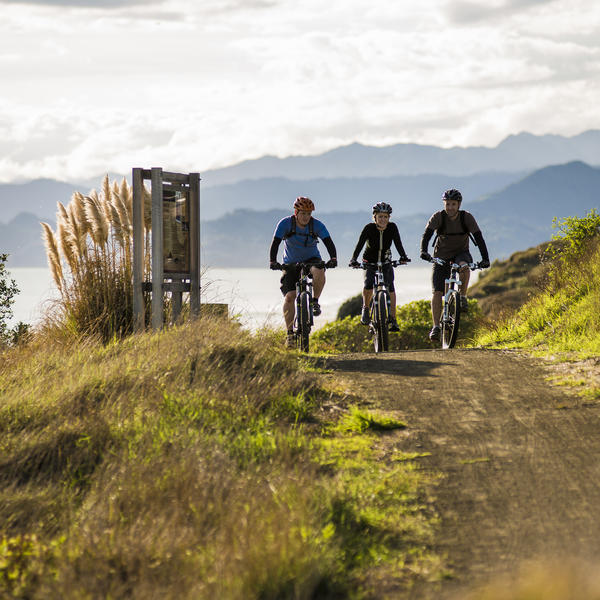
[41,175,151,342]
[0,317,441,598]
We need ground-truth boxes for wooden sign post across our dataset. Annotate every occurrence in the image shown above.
[132,168,200,331]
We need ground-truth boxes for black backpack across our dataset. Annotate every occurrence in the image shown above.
[434,210,478,246]
[283,215,318,246]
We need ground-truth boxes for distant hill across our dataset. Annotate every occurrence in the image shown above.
[469,242,555,317]
[3,161,600,269]
[201,162,600,267]
[0,212,53,267]
[200,130,600,185]
[0,179,81,224]
[52,129,600,188]
[199,170,524,221]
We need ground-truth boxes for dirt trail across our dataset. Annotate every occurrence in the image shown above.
[320,349,600,598]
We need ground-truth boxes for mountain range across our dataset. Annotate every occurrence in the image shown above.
[199,129,600,185]
[200,161,600,267]
[1,130,600,268]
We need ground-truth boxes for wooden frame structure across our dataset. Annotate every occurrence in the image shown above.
[132,168,200,331]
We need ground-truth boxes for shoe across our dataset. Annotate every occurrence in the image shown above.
[286,333,296,349]
[460,296,469,312]
[311,299,321,316]
[389,319,399,332]
[360,306,370,325]
[429,326,441,341]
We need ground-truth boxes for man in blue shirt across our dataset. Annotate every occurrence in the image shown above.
[270,196,337,345]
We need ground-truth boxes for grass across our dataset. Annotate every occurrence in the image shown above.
[0,316,443,598]
[473,218,600,357]
[312,298,484,353]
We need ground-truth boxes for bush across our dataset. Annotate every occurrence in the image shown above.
[475,211,600,353]
[0,253,29,348]
[40,176,151,342]
[313,299,484,353]
[336,293,362,320]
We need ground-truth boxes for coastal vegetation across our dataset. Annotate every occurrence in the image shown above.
[3,177,600,597]
[475,209,600,355]
[1,178,442,597]
[40,176,149,342]
[0,318,442,598]
[0,253,26,347]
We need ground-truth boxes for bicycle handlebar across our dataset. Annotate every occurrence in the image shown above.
[277,260,328,271]
[350,259,411,270]
[429,258,486,270]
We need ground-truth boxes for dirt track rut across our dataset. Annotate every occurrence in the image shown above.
[320,348,600,597]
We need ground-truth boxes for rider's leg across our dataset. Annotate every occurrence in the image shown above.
[431,291,443,327]
[390,291,396,319]
[283,290,296,331]
[311,266,325,300]
[362,287,373,309]
[458,263,471,295]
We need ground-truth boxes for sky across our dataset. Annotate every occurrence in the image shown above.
[0,0,599,183]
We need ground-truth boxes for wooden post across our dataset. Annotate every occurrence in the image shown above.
[171,282,182,324]
[151,167,164,330]
[189,172,200,316]
[132,168,145,332]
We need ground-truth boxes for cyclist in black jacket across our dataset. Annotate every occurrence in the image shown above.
[349,202,409,331]
[420,188,490,341]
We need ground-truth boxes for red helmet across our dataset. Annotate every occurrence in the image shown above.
[294,196,315,212]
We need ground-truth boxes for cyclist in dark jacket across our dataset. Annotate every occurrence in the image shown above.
[420,188,490,341]
[349,202,409,331]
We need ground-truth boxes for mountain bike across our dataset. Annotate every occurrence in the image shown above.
[352,259,410,353]
[280,261,329,352]
[431,258,484,349]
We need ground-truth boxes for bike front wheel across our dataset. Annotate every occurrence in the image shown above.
[373,292,389,353]
[297,291,311,352]
[442,290,460,349]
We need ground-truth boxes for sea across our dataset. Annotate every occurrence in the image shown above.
[6,266,438,331]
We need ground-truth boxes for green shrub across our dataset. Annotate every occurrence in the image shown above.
[336,293,362,320]
[313,299,483,353]
[475,211,600,353]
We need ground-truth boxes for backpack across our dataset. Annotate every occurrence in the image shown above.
[434,210,478,247]
[283,215,318,246]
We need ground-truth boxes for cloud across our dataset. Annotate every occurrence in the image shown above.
[0,0,160,6]
[0,0,599,182]
[444,0,558,23]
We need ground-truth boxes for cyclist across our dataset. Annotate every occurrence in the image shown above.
[269,196,337,346]
[349,202,410,332]
[420,188,490,341]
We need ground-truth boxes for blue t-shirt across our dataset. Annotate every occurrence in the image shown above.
[274,216,330,264]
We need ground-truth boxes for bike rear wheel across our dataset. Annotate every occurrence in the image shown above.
[442,290,460,349]
[297,291,311,352]
[373,292,389,353]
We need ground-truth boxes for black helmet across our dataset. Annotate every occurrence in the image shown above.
[372,202,392,214]
[442,189,462,203]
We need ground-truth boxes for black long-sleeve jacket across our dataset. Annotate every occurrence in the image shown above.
[351,222,408,263]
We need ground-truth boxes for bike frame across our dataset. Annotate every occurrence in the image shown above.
[352,259,408,353]
[282,261,326,352]
[432,258,479,349]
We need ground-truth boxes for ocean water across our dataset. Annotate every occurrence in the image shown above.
[7,266,436,330]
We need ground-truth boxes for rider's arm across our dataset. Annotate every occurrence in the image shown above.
[391,225,408,259]
[323,236,337,260]
[269,237,282,263]
[420,228,434,253]
[473,231,489,262]
[350,226,369,261]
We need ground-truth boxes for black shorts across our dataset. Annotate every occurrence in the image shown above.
[431,251,473,293]
[280,257,323,295]
[364,263,395,292]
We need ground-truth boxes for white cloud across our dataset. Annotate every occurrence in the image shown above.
[0,0,599,181]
